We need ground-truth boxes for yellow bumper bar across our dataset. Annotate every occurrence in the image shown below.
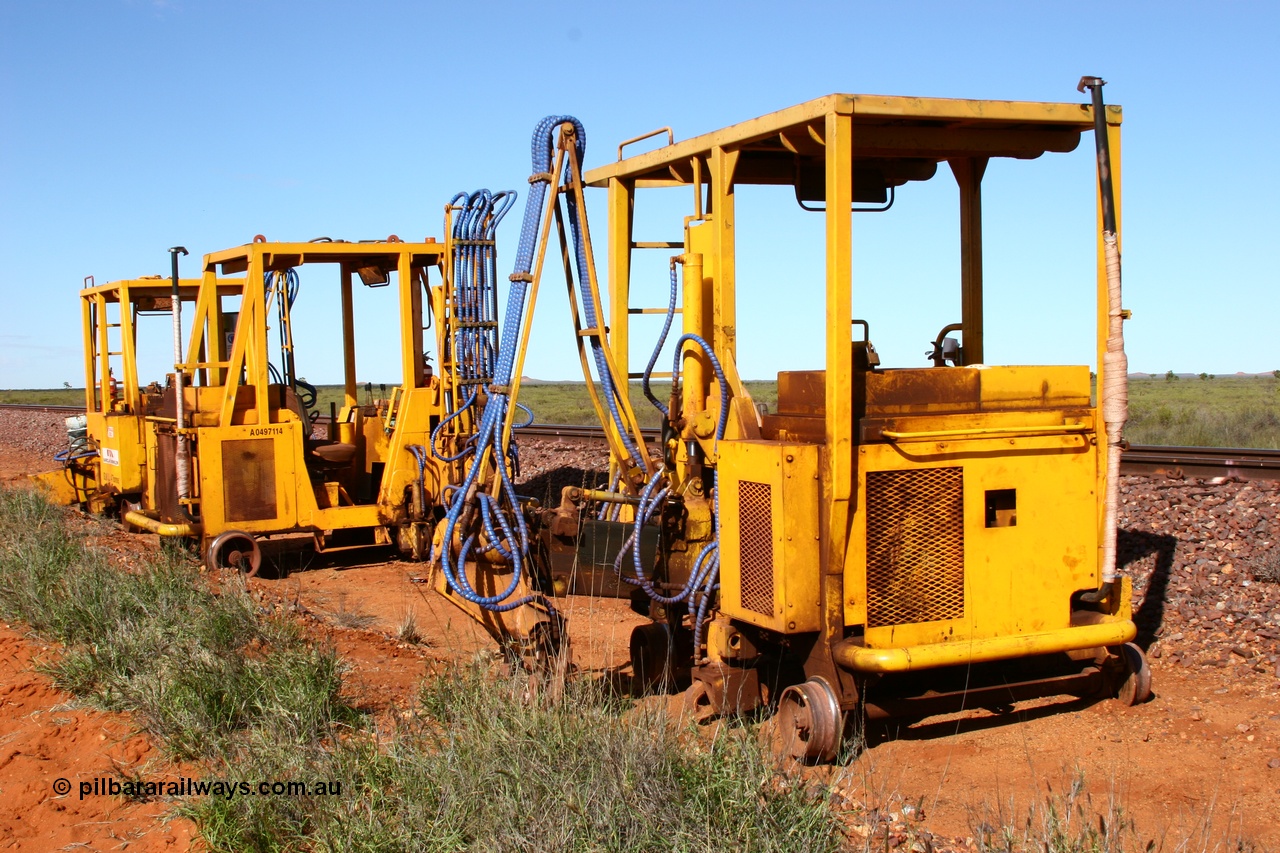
[833,620,1137,674]
[123,510,198,538]
[879,424,1090,442]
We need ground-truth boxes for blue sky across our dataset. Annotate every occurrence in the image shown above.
[2,0,1277,388]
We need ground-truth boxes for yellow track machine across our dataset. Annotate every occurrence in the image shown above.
[144,202,560,658]
[42,192,564,659]
[135,237,449,572]
[32,273,244,511]
[471,82,1147,759]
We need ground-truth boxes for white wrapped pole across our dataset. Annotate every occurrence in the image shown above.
[1100,233,1126,584]
[1078,76,1126,598]
[169,247,192,515]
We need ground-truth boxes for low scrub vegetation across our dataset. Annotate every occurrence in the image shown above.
[0,487,350,761]
[1126,376,1280,448]
[0,488,1261,851]
[0,487,838,852]
[193,665,840,852]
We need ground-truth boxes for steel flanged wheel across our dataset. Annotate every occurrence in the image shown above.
[630,622,675,694]
[772,676,842,764]
[1115,641,1152,706]
[207,531,262,578]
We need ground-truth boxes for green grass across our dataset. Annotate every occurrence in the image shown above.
[0,487,841,852]
[0,487,350,760]
[0,387,85,405]
[192,664,841,853]
[1126,375,1280,448]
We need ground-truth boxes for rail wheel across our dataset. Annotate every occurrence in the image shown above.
[120,499,143,532]
[772,676,843,764]
[630,622,675,694]
[1114,641,1152,706]
[681,679,719,724]
[515,618,572,705]
[207,531,262,578]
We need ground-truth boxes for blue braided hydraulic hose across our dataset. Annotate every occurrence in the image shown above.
[642,259,680,418]
[438,415,531,609]
[671,334,730,444]
[53,448,97,463]
[432,190,517,466]
[691,555,721,657]
[612,515,718,606]
[670,334,730,657]
[449,190,516,383]
[612,333,731,648]
[550,120,646,471]
[691,466,723,658]
[611,333,731,609]
[437,119,581,611]
[439,409,539,610]
[511,402,534,428]
[430,388,479,462]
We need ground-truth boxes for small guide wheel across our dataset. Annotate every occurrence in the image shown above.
[207,531,262,578]
[1115,641,1152,706]
[772,676,842,764]
[629,622,674,693]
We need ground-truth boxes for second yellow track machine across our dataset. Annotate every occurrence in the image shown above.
[127,196,562,659]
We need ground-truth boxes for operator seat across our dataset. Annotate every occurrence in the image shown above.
[311,442,357,466]
[280,385,357,469]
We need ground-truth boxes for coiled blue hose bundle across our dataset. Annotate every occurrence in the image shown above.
[447,189,516,385]
[431,190,517,467]
[435,118,582,612]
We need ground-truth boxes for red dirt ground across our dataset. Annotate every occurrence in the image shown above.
[0,622,199,852]
[263,553,1280,850]
[6,445,1280,850]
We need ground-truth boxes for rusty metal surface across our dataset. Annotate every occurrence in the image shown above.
[737,479,775,617]
[154,432,179,523]
[864,467,966,628]
[220,438,277,522]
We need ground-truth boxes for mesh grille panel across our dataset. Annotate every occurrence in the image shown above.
[866,467,964,627]
[222,438,277,522]
[737,480,774,616]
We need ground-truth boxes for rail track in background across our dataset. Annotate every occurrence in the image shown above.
[7,403,1280,481]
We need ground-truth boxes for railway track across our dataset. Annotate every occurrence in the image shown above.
[0,403,87,415]
[7,403,1280,480]
[512,426,1280,482]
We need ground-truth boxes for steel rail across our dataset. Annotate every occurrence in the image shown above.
[5,404,1279,480]
[1118,445,1280,481]
[517,426,1280,480]
[0,403,85,415]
